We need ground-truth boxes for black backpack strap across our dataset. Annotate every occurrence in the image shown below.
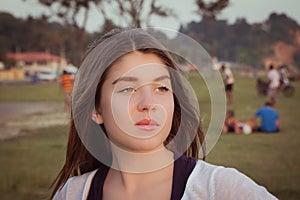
[171,155,197,200]
[87,164,109,200]
[87,155,196,200]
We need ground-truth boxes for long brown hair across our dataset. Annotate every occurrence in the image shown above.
[51,28,206,198]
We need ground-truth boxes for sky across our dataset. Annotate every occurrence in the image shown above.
[1,0,300,34]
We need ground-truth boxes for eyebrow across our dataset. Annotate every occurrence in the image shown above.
[153,75,170,82]
[112,76,138,84]
[112,75,170,85]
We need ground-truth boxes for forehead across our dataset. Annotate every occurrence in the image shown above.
[106,51,170,81]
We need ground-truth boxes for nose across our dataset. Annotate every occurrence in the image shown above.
[136,86,156,112]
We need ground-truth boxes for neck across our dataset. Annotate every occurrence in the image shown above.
[107,149,174,196]
[110,163,173,191]
[109,142,174,173]
[103,144,175,199]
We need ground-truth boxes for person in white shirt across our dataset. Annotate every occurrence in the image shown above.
[220,64,235,104]
[267,64,280,105]
[51,28,277,200]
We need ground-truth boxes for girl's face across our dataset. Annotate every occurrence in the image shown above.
[95,51,174,153]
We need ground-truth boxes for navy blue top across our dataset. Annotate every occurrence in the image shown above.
[87,155,196,200]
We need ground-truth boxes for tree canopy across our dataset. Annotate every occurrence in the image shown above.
[0,9,299,70]
[179,12,300,68]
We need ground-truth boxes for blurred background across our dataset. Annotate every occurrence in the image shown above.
[0,0,299,199]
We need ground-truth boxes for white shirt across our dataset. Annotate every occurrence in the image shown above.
[224,68,234,84]
[182,161,277,199]
[267,69,280,89]
[53,160,277,200]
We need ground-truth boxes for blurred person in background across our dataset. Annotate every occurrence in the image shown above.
[220,64,234,104]
[222,110,242,134]
[267,64,280,106]
[60,70,74,111]
[247,101,280,133]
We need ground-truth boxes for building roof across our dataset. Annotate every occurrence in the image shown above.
[6,52,65,62]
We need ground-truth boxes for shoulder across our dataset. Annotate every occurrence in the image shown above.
[265,107,278,115]
[182,160,277,200]
[53,170,97,200]
[271,109,279,117]
[255,108,263,115]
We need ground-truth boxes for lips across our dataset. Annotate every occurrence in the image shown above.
[135,118,159,131]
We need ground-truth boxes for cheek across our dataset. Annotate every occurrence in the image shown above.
[110,95,133,125]
[100,85,130,121]
[158,94,174,117]
[164,99,174,124]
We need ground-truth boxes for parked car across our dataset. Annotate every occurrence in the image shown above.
[37,70,58,81]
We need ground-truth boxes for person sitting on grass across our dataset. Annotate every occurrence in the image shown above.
[247,101,280,133]
[222,110,242,134]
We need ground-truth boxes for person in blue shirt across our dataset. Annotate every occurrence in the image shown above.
[249,101,280,133]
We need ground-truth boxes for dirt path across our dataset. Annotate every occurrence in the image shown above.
[0,102,69,140]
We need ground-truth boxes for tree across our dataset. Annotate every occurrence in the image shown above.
[36,0,176,64]
[266,13,300,44]
[195,0,229,20]
[37,0,103,65]
[100,0,175,28]
[195,0,229,57]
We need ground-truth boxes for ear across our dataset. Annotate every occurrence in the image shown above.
[92,108,103,124]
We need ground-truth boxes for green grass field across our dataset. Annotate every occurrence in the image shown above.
[0,75,299,199]
[0,82,64,102]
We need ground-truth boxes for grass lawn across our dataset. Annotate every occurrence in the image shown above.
[0,76,299,199]
[205,75,300,199]
[0,82,63,102]
[0,126,67,200]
